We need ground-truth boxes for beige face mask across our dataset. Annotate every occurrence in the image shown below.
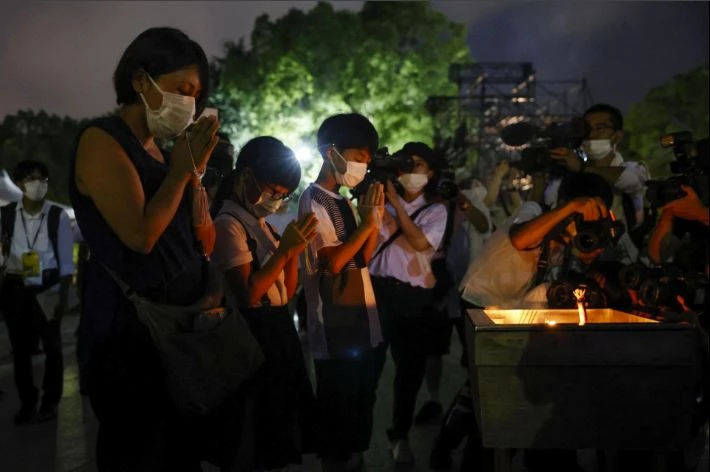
[331,148,367,188]
[397,173,428,193]
[139,75,195,139]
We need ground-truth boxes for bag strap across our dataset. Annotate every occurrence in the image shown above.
[438,199,457,254]
[220,207,271,306]
[98,260,136,299]
[372,202,436,261]
[1,202,17,259]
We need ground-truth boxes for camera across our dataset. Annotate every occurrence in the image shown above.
[547,278,606,309]
[645,133,709,208]
[500,118,589,174]
[368,147,415,183]
[638,277,697,310]
[436,168,459,201]
[573,215,625,253]
[350,147,414,199]
[618,263,684,291]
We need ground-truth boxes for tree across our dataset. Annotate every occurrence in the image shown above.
[0,110,89,204]
[620,63,709,179]
[211,1,472,188]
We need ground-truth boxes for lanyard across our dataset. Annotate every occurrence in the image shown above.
[20,209,46,251]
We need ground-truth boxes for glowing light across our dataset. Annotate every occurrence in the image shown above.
[545,320,558,326]
[295,146,312,163]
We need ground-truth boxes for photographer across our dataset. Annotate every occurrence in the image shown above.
[647,137,709,280]
[649,184,709,266]
[369,142,448,464]
[548,103,650,263]
[484,161,525,225]
[458,172,617,471]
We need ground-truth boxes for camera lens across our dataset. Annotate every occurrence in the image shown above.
[547,282,575,308]
[619,264,644,290]
[575,231,600,253]
[639,279,661,305]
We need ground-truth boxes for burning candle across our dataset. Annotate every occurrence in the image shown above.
[573,287,587,326]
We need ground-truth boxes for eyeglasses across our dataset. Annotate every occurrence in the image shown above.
[250,173,291,202]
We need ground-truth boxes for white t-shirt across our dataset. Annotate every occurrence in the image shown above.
[460,201,543,308]
[298,183,381,359]
[369,194,447,289]
[213,200,288,307]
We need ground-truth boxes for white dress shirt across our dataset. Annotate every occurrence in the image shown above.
[1,200,75,277]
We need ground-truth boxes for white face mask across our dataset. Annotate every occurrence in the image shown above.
[331,148,367,188]
[397,173,428,193]
[583,139,614,161]
[23,180,48,201]
[255,192,283,216]
[139,75,195,139]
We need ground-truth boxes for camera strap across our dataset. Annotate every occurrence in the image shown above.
[372,202,437,262]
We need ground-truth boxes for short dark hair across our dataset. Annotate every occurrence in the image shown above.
[234,136,301,191]
[113,27,210,115]
[396,142,447,198]
[558,172,614,208]
[584,103,624,131]
[210,137,301,218]
[317,113,379,156]
[398,142,446,172]
[13,160,49,182]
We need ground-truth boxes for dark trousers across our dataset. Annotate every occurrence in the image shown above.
[372,276,434,441]
[314,350,377,461]
[241,305,316,470]
[87,300,242,472]
[1,276,63,408]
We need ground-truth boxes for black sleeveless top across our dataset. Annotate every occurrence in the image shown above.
[69,116,205,341]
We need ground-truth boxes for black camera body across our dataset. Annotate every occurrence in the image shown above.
[368,147,415,183]
[646,132,709,208]
[547,277,607,309]
[618,263,684,290]
[573,215,625,254]
[350,147,414,199]
[436,168,459,201]
[501,118,589,174]
[617,261,707,313]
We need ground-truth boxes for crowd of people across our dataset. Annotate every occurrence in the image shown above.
[0,26,708,472]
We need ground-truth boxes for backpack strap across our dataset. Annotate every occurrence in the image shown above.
[372,201,437,261]
[1,202,18,259]
[220,207,271,306]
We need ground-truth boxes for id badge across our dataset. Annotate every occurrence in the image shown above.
[22,251,43,286]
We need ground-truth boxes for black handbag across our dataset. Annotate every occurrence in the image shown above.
[103,262,264,416]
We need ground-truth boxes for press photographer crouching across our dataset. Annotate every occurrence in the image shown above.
[505,104,651,263]
[459,172,623,471]
[368,142,449,464]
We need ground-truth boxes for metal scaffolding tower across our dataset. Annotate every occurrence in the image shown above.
[426,62,594,176]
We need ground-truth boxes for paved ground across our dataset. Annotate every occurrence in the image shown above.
[0,314,707,472]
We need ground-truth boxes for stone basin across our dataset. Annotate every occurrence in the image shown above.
[465,308,702,450]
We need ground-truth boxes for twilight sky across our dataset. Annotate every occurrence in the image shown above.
[0,1,707,120]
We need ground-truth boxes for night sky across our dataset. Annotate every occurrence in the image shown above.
[0,1,707,120]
